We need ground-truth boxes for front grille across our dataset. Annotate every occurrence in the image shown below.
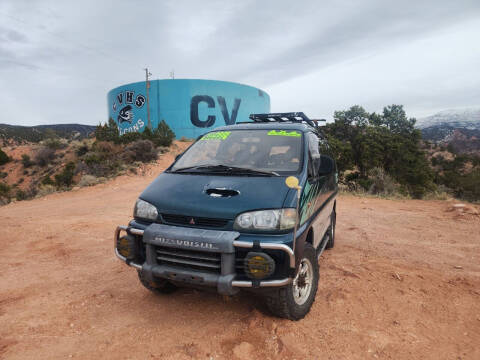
[235,248,249,278]
[161,214,229,228]
[155,246,221,273]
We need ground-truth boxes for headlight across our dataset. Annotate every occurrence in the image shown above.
[134,199,158,220]
[234,208,296,231]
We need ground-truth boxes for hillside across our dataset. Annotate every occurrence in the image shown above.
[0,119,178,205]
[417,108,480,153]
[0,123,95,145]
[417,107,480,130]
[0,156,479,359]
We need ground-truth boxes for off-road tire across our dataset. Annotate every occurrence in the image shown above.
[325,208,336,250]
[137,270,177,294]
[265,243,319,320]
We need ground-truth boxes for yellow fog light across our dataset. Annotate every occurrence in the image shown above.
[117,235,135,260]
[244,252,275,280]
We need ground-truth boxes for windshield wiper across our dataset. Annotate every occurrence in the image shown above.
[171,165,215,172]
[226,166,280,177]
[172,164,279,176]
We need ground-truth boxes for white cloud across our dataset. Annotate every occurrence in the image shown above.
[267,17,480,119]
[0,0,479,125]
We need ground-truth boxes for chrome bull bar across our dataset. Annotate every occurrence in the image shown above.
[114,226,295,288]
[114,226,142,270]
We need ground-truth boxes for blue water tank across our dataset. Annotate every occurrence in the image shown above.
[107,79,270,139]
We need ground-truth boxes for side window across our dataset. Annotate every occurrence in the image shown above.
[307,133,320,178]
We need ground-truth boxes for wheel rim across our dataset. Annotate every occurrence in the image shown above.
[292,258,313,305]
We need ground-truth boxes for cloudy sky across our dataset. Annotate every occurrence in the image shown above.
[0,0,479,126]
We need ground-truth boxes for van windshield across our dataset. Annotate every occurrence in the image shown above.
[171,129,303,174]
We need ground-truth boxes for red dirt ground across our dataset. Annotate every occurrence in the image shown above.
[1,149,479,359]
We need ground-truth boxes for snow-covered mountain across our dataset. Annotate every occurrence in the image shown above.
[417,107,480,153]
[416,107,480,130]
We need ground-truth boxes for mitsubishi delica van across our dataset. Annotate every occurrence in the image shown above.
[114,112,338,320]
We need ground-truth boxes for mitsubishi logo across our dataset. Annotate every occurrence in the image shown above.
[189,218,196,225]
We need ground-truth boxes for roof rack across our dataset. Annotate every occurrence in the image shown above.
[248,112,326,132]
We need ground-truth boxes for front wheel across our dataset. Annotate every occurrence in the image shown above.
[265,243,319,320]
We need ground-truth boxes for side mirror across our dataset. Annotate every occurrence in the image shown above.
[308,155,320,178]
[318,155,335,176]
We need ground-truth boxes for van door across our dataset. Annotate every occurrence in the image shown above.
[301,132,334,249]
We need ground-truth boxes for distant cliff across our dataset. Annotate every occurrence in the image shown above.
[417,108,480,154]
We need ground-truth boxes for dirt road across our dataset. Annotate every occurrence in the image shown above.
[1,150,479,359]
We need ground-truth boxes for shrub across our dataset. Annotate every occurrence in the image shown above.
[152,120,175,147]
[95,118,175,149]
[15,189,27,201]
[84,153,103,165]
[0,182,10,197]
[78,174,99,187]
[345,171,360,182]
[118,132,143,144]
[41,176,54,185]
[76,143,89,157]
[95,118,119,143]
[21,154,34,168]
[54,162,75,188]
[74,161,89,174]
[44,138,65,149]
[141,127,154,140]
[35,147,55,167]
[457,169,480,202]
[81,142,121,175]
[368,167,398,195]
[0,148,10,165]
[357,178,373,191]
[122,140,157,163]
[424,188,450,201]
[93,141,116,154]
[37,184,56,197]
[85,161,119,178]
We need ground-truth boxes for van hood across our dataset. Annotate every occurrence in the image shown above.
[139,173,292,220]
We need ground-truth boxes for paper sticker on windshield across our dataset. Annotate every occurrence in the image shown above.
[200,131,231,140]
[267,130,301,137]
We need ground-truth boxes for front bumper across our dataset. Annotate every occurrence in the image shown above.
[114,223,295,295]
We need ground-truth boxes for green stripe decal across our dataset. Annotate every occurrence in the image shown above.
[200,131,231,140]
[267,130,301,137]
